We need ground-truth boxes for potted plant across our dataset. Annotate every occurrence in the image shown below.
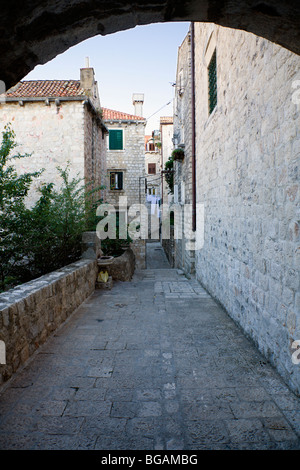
[172,148,184,161]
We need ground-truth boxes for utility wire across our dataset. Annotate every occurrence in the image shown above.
[145,175,163,183]
[146,99,173,121]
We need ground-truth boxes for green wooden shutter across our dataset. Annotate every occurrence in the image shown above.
[208,49,217,114]
[109,129,123,150]
[110,172,115,189]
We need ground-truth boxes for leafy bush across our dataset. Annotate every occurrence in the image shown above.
[23,166,103,277]
[0,125,103,291]
[164,154,174,194]
[171,148,184,161]
[0,125,43,290]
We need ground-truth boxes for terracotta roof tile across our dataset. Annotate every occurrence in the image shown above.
[5,80,86,98]
[102,107,145,121]
[160,116,173,124]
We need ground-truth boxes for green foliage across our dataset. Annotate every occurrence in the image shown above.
[171,148,184,161]
[0,125,104,291]
[23,166,103,277]
[164,154,174,194]
[0,124,43,290]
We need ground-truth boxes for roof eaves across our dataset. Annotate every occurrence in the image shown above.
[3,95,88,102]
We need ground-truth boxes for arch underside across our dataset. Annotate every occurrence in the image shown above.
[1,0,300,89]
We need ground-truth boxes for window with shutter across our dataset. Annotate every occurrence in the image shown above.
[110,171,124,190]
[148,163,156,174]
[208,49,217,115]
[109,129,123,150]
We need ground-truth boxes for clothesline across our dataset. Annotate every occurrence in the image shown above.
[146,194,161,215]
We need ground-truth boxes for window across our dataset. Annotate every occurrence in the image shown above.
[109,129,123,150]
[208,49,217,114]
[148,163,156,174]
[149,143,155,151]
[110,171,123,190]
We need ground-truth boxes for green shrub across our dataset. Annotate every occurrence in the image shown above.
[0,124,43,290]
[0,125,104,291]
[164,155,174,194]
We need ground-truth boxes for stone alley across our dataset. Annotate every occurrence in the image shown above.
[0,243,299,450]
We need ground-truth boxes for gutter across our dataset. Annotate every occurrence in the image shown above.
[191,22,196,232]
[103,119,146,125]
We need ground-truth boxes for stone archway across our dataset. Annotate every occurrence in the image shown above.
[1,0,300,89]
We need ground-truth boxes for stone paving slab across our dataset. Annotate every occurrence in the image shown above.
[0,257,299,450]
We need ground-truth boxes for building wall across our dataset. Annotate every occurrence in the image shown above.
[193,23,300,394]
[0,100,106,205]
[172,28,195,274]
[0,258,97,385]
[145,149,161,198]
[160,121,174,205]
[105,121,146,208]
[84,106,107,204]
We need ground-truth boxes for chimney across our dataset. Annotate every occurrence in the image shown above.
[80,57,95,94]
[132,93,144,117]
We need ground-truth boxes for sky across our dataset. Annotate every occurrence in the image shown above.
[24,22,190,133]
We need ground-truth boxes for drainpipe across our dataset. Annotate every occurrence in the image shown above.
[191,22,196,232]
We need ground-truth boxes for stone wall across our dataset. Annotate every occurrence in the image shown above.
[193,24,300,395]
[2,1,300,91]
[84,104,107,203]
[106,249,135,281]
[0,259,97,385]
[130,239,146,270]
[0,99,107,206]
[0,100,86,205]
[160,119,174,205]
[173,28,195,274]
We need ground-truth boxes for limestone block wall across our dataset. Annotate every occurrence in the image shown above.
[131,240,146,270]
[0,100,86,205]
[105,121,146,207]
[160,121,174,205]
[106,248,135,281]
[173,28,195,274]
[194,24,300,394]
[0,259,97,386]
[84,107,107,203]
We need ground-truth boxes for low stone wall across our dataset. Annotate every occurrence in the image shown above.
[106,249,135,281]
[0,259,97,386]
[130,239,146,269]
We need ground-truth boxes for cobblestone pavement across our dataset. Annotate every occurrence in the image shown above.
[0,245,299,450]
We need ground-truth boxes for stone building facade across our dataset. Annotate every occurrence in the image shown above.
[172,30,195,274]
[172,23,300,395]
[0,66,108,205]
[160,116,174,206]
[145,133,162,199]
[102,96,147,268]
[102,96,146,208]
